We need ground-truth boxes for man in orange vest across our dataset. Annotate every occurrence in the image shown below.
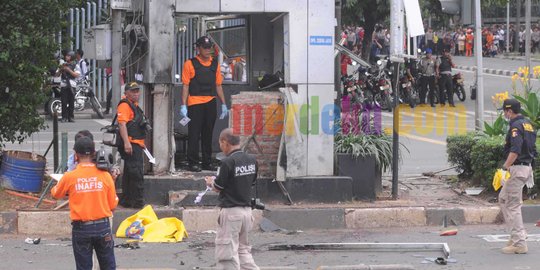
[51,136,118,270]
[181,36,228,172]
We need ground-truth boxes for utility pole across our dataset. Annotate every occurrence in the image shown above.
[111,8,122,115]
[515,0,521,53]
[525,0,531,81]
[335,0,342,106]
[474,0,484,131]
[506,1,510,53]
[390,0,405,200]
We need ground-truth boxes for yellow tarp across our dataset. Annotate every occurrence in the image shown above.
[493,169,510,191]
[116,205,188,242]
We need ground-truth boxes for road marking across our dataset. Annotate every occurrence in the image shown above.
[399,132,447,146]
[94,119,111,126]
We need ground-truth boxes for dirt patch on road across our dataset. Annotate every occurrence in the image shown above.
[0,179,57,212]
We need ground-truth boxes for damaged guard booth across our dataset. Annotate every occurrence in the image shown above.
[140,0,353,204]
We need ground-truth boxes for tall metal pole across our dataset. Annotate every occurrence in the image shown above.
[53,112,59,172]
[111,8,122,115]
[506,1,510,53]
[525,0,531,83]
[474,0,484,131]
[390,0,404,199]
[335,1,342,106]
[515,0,521,53]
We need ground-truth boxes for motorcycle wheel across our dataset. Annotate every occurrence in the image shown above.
[90,96,104,119]
[455,84,466,101]
[407,90,416,108]
[48,98,62,118]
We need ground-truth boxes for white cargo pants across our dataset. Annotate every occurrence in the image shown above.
[215,207,259,270]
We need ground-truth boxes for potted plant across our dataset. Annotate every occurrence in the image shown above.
[335,131,396,200]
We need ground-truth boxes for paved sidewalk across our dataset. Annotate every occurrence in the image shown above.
[3,175,540,236]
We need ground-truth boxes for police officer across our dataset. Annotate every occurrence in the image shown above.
[51,136,118,269]
[435,48,455,107]
[419,48,437,107]
[181,36,229,172]
[205,128,259,270]
[500,99,537,254]
[117,82,149,209]
[58,50,81,122]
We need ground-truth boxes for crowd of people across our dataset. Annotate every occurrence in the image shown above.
[340,23,540,62]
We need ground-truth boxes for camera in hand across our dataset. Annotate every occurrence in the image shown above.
[251,198,265,210]
[95,146,113,171]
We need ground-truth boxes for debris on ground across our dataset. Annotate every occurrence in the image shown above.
[114,242,140,249]
[24,237,41,244]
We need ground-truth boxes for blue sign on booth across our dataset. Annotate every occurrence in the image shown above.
[309,36,333,46]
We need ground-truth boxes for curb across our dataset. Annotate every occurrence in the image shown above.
[455,65,515,77]
[0,205,511,235]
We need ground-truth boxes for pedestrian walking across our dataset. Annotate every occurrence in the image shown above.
[51,136,118,270]
[117,81,149,209]
[205,128,260,270]
[180,36,228,172]
[499,99,537,254]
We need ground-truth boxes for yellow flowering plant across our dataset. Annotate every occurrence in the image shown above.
[484,91,510,136]
[512,65,540,130]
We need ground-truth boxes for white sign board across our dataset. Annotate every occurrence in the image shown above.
[403,0,424,37]
[111,0,132,10]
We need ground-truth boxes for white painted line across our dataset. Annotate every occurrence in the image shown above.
[94,119,111,126]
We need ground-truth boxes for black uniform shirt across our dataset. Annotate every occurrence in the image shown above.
[504,115,537,164]
[213,149,258,208]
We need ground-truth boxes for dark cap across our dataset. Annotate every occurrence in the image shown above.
[499,98,521,113]
[195,36,213,49]
[74,136,95,155]
[125,81,141,91]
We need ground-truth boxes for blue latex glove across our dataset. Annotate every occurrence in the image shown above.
[219,104,229,119]
[180,105,188,118]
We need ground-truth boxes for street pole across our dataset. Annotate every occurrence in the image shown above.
[390,0,404,199]
[474,0,484,131]
[111,8,122,115]
[506,1,510,53]
[335,0,342,106]
[525,0,531,82]
[515,0,521,53]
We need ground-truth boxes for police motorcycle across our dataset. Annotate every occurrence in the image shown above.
[371,58,393,112]
[452,72,466,102]
[46,69,104,119]
[398,67,417,108]
[43,69,63,116]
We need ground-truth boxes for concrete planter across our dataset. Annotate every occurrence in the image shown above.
[336,153,382,200]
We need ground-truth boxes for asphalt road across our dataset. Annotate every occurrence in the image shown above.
[1,224,539,270]
[382,56,540,175]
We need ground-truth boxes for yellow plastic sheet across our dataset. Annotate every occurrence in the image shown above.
[492,169,510,191]
[116,205,188,242]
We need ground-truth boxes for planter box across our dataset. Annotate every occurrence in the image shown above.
[336,153,382,200]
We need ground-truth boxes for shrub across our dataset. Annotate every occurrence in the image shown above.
[446,132,483,177]
[470,136,505,188]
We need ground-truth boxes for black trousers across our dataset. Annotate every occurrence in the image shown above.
[60,86,75,119]
[187,98,217,166]
[120,143,144,208]
[438,74,454,105]
[420,76,436,105]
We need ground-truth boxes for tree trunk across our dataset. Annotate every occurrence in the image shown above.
[362,9,376,63]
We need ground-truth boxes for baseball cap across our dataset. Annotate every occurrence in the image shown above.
[425,48,432,54]
[74,136,95,155]
[498,98,521,113]
[195,36,213,49]
[125,81,141,91]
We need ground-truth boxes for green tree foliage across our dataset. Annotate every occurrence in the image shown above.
[0,0,80,146]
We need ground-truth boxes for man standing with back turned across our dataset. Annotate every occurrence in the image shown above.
[205,128,259,270]
[51,136,118,269]
[181,36,229,172]
[500,99,537,254]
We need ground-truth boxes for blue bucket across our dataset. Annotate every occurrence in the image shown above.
[0,151,46,193]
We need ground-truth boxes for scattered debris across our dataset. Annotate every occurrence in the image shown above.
[422,166,458,177]
[24,237,41,245]
[464,187,485,196]
[114,242,140,249]
[5,190,55,204]
[440,215,458,236]
[260,218,285,233]
[201,230,216,234]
